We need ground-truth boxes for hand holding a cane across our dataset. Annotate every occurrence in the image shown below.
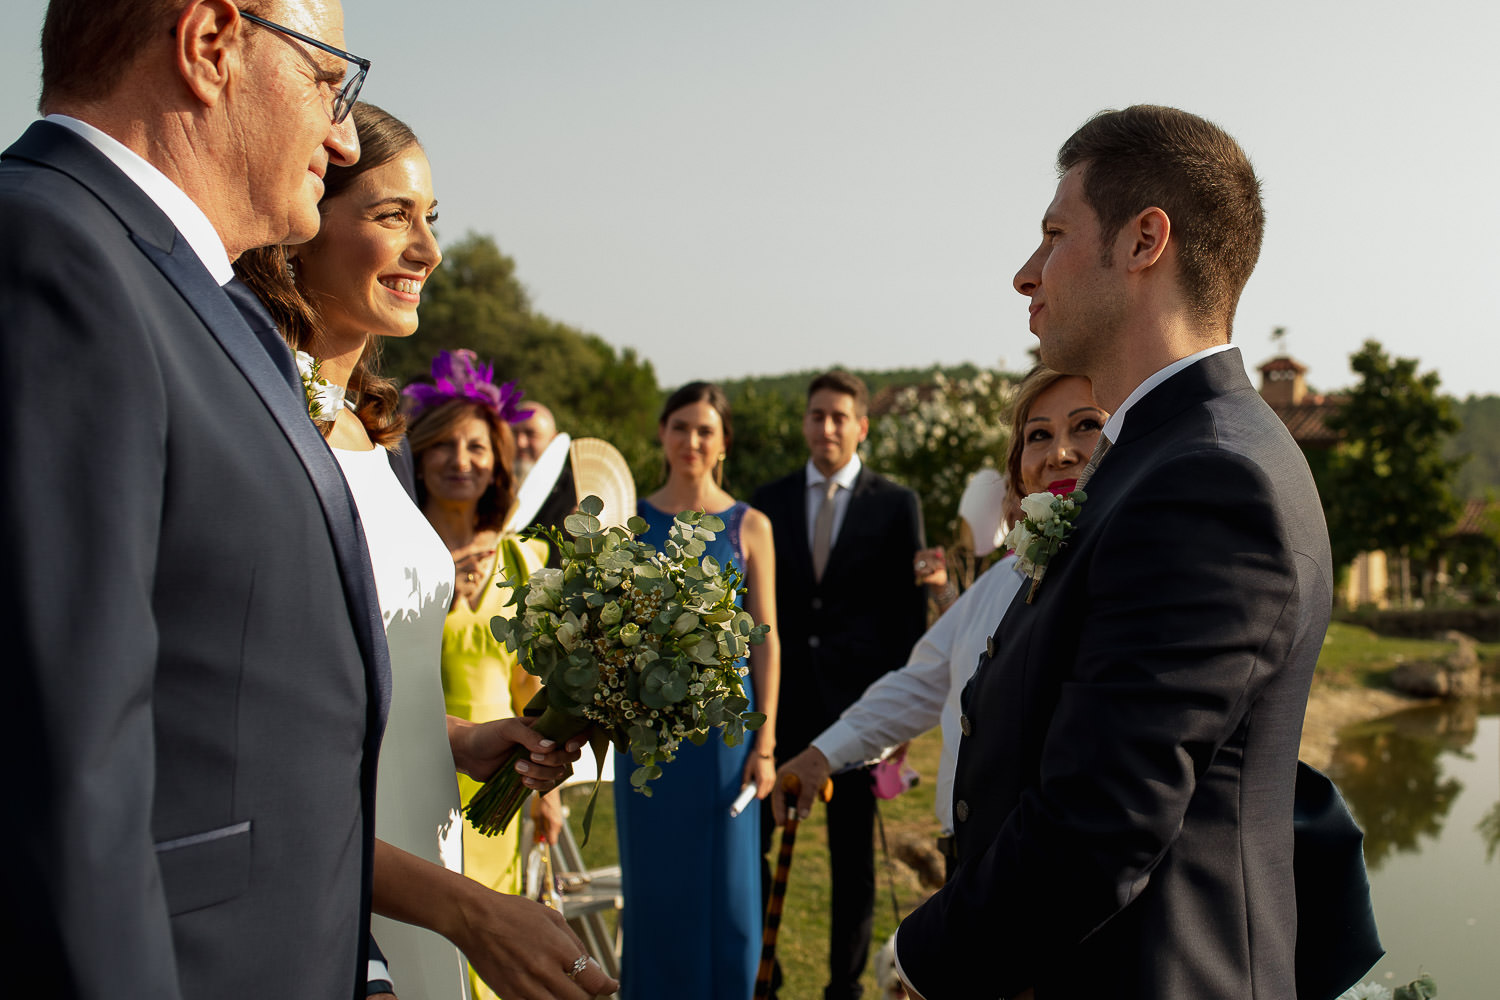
[771,747,835,824]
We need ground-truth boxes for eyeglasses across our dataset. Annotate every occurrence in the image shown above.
[239,10,370,125]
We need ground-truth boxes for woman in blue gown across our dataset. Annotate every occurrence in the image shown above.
[613,381,782,1000]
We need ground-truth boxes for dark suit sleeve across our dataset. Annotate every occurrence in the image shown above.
[0,196,181,996]
[891,484,927,653]
[899,448,1308,996]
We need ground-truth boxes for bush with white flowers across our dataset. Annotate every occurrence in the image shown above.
[866,368,1015,546]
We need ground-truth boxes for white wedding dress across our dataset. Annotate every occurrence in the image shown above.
[334,443,470,1000]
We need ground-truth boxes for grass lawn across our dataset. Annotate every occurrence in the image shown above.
[560,621,1497,997]
[1315,620,1499,689]
[563,730,946,999]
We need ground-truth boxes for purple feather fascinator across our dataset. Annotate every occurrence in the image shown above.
[403,349,533,424]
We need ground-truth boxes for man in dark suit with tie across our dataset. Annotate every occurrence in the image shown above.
[896,107,1352,999]
[0,2,388,996]
[752,370,927,1000]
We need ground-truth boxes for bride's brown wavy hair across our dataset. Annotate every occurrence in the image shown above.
[233,101,419,450]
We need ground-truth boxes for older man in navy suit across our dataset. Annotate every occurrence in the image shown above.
[0,3,385,997]
[895,107,1366,999]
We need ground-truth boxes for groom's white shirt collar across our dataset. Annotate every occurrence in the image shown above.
[46,114,234,285]
[1100,343,1235,445]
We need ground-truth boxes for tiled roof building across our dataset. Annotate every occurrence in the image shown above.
[1258,355,1344,449]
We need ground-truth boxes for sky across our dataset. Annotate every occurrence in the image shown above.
[4,0,1498,398]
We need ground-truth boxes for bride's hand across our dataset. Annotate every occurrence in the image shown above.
[449,716,585,788]
[453,883,619,999]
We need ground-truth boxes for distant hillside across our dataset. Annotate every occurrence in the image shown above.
[1449,394,1500,499]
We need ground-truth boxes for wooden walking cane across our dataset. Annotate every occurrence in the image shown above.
[755,771,834,999]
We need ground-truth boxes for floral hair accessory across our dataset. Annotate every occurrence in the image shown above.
[402,348,533,424]
[296,350,346,424]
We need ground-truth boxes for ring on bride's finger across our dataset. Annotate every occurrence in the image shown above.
[566,955,590,979]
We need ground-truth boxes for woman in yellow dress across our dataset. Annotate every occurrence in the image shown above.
[405,353,565,1000]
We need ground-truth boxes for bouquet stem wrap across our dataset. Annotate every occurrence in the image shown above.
[465,701,589,837]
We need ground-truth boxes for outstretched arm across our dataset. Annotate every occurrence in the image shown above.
[373,840,618,998]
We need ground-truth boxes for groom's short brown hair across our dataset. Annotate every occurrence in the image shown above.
[1058,105,1264,334]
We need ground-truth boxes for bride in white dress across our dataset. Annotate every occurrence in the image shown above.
[233,101,616,1000]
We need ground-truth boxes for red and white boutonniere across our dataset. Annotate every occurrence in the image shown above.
[1003,487,1087,603]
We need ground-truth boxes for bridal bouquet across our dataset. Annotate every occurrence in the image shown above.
[466,496,769,839]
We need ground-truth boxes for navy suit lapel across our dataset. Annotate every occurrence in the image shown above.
[785,469,816,583]
[824,465,869,572]
[223,277,303,395]
[134,233,392,738]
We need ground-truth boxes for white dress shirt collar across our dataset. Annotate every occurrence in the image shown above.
[46,114,234,285]
[806,452,862,492]
[1100,343,1235,445]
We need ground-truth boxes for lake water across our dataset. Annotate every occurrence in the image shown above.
[1327,696,1500,997]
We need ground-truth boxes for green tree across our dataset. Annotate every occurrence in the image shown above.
[386,233,662,493]
[1446,394,1500,500]
[720,384,805,498]
[1322,340,1463,604]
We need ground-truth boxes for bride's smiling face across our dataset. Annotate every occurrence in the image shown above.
[291,145,441,343]
[1019,375,1105,494]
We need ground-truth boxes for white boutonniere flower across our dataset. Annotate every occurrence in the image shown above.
[1003,488,1088,603]
[295,350,346,423]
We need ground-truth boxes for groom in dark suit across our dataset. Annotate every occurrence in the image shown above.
[0,2,387,997]
[752,371,927,1000]
[896,107,1347,999]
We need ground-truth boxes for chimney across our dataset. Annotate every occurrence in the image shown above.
[1258,356,1308,408]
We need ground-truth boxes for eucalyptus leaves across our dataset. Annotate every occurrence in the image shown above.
[1003,488,1088,603]
[466,495,769,840]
